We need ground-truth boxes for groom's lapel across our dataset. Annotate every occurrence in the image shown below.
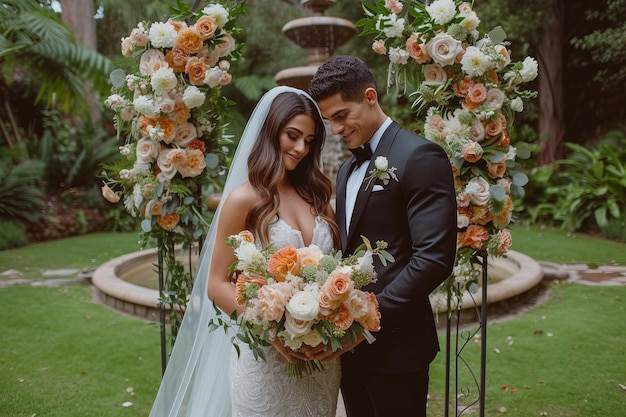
[347,123,399,246]
[336,159,353,251]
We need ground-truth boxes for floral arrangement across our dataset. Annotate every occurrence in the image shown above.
[357,0,538,310]
[100,1,245,337]
[210,231,394,377]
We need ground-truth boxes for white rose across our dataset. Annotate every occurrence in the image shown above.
[374,156,388,171]
[457,214,470,229]
[286,291,319,321]
[388,47,409,65]
[283,312,314,337]
[520,57,538,82]
[156,148,178,181]
[204,67,223,88]
[485,88,505,109]
[423,63,448,82]
[465,176,491,206]
[509,97,524,112]
[426,33,463,67]
[173,122,198,146]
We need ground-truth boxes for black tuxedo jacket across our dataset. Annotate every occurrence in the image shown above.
[337,121,457,373]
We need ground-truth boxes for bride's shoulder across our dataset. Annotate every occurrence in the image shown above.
[223,182,256,208]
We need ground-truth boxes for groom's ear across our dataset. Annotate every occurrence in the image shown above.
[364,87,378,105]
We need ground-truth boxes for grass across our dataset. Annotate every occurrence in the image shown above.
[1,226,625,416]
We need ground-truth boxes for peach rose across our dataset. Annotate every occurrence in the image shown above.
[176,27,203,54]
[459,225,489,250]
[167,19,187,32]
[485,119,503,138]
[360,292,381,332]
[467,83,487,105]
[385,0,403,14]
[214,34,236,57]
[345,290,369,320]
[101,184,120,203]
[185,56,208,86]
[318,290,338,314]
[406,34,429,64]
[267,246,300,282]
[321,270,354,305]
[195,15,217,39]
[328,304,354,331]
[487,160,507,179]
[496,228,513,255]
[423,64,447,82]
[256,285,287,322]
[372,39,387,55]
[297,245,323,267]
[461,142,483,163]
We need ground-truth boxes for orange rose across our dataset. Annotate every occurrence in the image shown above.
[173,101,191,123]
[178,149,206,178]
[485,119,503,138]
[498,129,511,147]
[185,56,208,86]
[176,27,203,54]
[267,246,300,282]
[138,115,156,138]
[156,211,180,231]
[195,15,217,40]
[459,225,489,250]
[157,116,175,143]
[327,304,353,331]
[186,139,206,152]
[487,160,507,179]
[164,47,189,73]
[238,230,255,243]
[492,196,513,227]
[235,272,266,305]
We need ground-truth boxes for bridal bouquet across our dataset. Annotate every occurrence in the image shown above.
[357,0,538,309]
[101,1,244,243]
[210,231,393,377]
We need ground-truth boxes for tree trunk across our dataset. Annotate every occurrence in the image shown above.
[59,0,101,123]
[536,0,566,165]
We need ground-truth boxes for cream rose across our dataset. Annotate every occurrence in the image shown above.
[426,33,463,66]
[423,64,447,82]
[286,291,319,321]
[283,312,314,337]
[136,138,160,163]
[173,122,197,146]
[374,156,388,171]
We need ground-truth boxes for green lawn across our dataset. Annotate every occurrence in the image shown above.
[1,227,625,416]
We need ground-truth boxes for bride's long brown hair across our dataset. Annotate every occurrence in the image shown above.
[246,91,340,249]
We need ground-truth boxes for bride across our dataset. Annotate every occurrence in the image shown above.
[149,86,342,417]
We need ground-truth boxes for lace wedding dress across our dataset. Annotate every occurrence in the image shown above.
[230,216,341,417]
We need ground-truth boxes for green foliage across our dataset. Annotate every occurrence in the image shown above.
[0,159,45,223]
[0,218,28,250]
[518,130,626,234]
[0,0,112,113]
[570,0,626,90]
[35,110,119,193]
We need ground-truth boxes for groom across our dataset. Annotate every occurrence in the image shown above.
[309,56,457,417]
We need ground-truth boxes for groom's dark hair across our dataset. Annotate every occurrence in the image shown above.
[309,55,378,103]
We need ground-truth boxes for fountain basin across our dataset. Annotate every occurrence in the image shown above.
[92,249,543,323]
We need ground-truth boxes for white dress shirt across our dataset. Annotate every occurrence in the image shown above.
[345,117,392,233]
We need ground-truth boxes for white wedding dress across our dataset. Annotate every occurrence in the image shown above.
[230,216,341,417]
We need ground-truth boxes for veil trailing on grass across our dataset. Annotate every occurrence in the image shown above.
[148,86,317,417]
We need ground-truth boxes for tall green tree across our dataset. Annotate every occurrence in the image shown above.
[0,0,112,149]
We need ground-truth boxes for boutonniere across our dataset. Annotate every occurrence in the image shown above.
[364,156,398,191]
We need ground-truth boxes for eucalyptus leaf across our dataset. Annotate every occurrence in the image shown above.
[141,219,152,232]
[487,26,507,44]
[109,68,126,88]
[490,184,506,201]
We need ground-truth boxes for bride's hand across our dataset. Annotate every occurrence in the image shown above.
[303,333,367,364]
[269,338,298,363]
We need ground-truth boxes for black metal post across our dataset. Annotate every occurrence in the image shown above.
[479,255,488,417]
[157,246,167,375]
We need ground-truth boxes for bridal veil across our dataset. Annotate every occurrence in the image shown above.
[148,86,319,417]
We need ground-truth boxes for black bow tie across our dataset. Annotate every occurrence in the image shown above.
[350,143,372,167]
